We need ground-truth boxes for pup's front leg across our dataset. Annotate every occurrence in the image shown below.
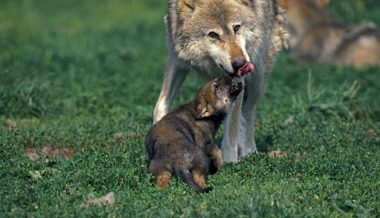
[205,143,223,169]
[153,56,188,124]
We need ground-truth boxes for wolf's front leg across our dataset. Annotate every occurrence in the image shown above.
[221,87,244,162]
[153,56,188,124]
[241,103,258,155]
[240,73,265,156]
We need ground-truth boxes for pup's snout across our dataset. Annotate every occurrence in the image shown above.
[232,59,247,71]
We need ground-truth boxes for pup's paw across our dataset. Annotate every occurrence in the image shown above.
[200,187,214,193]
[213,157,223,169]
[212,148,223,168]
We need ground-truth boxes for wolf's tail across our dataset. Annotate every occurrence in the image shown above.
[178,169,213,194]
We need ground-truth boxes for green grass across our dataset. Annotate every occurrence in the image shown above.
[1,0,379,217]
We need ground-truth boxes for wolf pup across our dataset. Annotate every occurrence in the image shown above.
[280,0,380,68]
[146,74,243,193]
[153,0,288,162]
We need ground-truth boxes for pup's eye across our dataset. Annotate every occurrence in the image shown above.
[214,85,219,93]
[233,25,241,33]
[208,31,219,39]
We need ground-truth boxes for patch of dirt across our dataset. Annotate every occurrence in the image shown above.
[24,146,77,161]
[114,130,145,141]
[284,116,294,125]
[290,171,302,182]
[3,119,17,131]
[3,119,37,131]
[268,149,302,163]
[268,149,288,158]
[81,192,116,207]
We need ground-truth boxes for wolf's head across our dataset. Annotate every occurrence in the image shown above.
[278,0,330,47]
[195,74,242,119]
[167,0,275,77]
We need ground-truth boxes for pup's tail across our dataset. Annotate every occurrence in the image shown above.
[178,169,213,194]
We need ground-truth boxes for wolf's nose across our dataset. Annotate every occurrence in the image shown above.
[232,59,247,71]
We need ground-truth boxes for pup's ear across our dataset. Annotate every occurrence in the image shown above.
[278,0,289,10]
[178,0,196,19]
[196,97,212,119]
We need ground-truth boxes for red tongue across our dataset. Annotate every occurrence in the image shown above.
[237,61,254,77]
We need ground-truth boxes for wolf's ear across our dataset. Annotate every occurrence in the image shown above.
[278,0,289,10]
[315,0,330,6]
[196,97,212,119]
[178,0,196,19]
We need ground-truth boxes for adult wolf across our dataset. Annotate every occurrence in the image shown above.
[153,0,287,162]
[279,0,380,68]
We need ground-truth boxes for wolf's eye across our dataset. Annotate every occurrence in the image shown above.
[233,25,241,33]
[208,31,219,39]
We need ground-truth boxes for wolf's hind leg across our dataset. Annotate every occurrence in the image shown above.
[153,56,188,124]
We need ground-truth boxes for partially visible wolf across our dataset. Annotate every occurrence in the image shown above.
[153,0,288,162]
[146,74,243,193]
[280,0,380,68]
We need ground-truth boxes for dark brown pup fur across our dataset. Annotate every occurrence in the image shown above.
[146,74,242,193]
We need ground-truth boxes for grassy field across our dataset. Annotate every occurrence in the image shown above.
[1,0,379,217]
